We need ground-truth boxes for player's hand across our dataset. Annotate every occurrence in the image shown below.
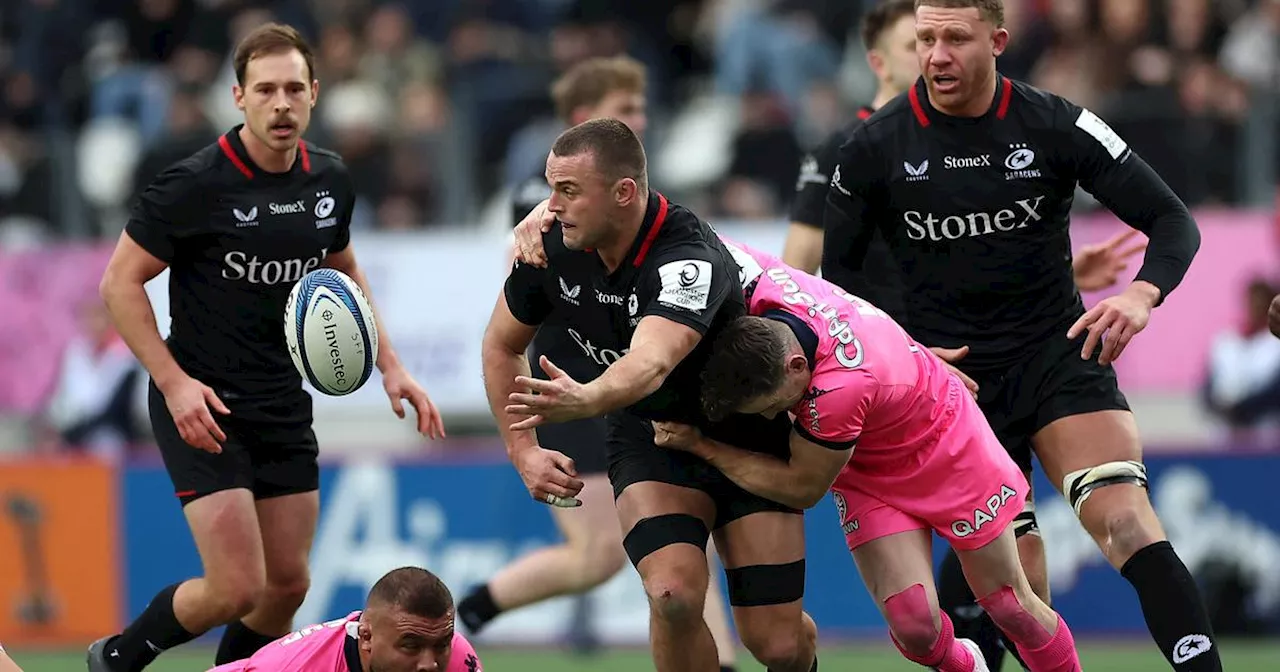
[1067,281,1159,366]
[513,198,555,267]
[928,346,979,399]
[381,365,446,439]
[513,446,584,507]
[652,421,702,452]
[1268,294,1280,339]
[506,356,595,429]
[1072,229,1147,292]
[161,375,230,454]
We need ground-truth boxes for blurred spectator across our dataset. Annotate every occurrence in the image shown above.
[716,89,801,219]
[35,299,142,461]
[1202,277,1280,446]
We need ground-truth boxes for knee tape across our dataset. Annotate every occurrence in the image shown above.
[622,514,709,567]
[724,559,805,607]
[976,585,1053,649]
[1062,460,1148,516]
[1013,496,1040,538]
[883,584,943,661]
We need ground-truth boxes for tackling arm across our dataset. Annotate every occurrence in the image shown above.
[691,429,852,510]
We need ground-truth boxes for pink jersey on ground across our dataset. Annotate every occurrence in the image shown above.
[722,238,1027,551]
[207,611,482,672]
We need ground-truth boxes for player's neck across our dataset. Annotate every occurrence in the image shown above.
[596,202,648,272]
[238,125,298,173]
[871,86,898,110]
[928,71,999,118]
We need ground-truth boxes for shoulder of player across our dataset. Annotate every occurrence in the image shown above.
[1005,77,1088,134]
[647,201,722,260]
[300,141,353,180]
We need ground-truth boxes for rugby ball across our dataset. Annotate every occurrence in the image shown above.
[284,268,379,396]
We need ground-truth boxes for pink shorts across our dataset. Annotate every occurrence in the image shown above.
[830,382,1029,552]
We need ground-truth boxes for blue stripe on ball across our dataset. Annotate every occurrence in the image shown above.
[294,272,323,390]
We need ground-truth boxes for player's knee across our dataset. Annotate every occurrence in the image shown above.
[976,585,1052,645]
[883,584,940,657]
[738,609,814,670]
[262,573,311,614]
[1090,499,1161,560]
[209,581,263,623]
[641,564,708,624]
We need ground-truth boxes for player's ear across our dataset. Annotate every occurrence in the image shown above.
[310,78,320,107]
[991,27,1010,57]
[786,353,809,375]
[358,622,373,648]
[865,49,886,81]
[615,177,638,206]
[233,84,245,111]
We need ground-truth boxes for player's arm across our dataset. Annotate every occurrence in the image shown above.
[687,429,852,510]
[99,165,191,394]
[820,130,882,293]
[575,250,730,415]
[783,134,843,272]
[482,262,550,457]
[1067,106,1201,305]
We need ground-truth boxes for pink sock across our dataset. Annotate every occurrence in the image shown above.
[1013,616,1082,672]
[891,610,977,672]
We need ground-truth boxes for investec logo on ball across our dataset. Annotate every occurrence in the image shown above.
[568,327,627,366]
[223,249,328,284]
[904,195,1045,242]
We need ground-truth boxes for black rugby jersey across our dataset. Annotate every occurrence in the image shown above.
[504,191,746,425]
[791,105,905,322]
[509,171,602,385]
[126,125,356,397]
[823,76,1199,371]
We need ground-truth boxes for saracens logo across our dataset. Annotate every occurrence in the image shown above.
[903,195,1046,242]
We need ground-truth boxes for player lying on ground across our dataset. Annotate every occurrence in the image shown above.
[207,567,480,672]
[91,22,443,672]
[822,2,1217,670]
[484,118,817,672]
[654,242,1081,672]
[462,56,740,672]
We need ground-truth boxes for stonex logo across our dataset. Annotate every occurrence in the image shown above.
[943,154,990,169]
[904,196,1045,242]
[269,200,307,215]
[568,327,627,366]
[222,249,328,284]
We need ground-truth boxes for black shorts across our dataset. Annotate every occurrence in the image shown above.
[529,333,609,474]
[970,330,1130,474]
[149,382,320,507]
[606,411,800,530]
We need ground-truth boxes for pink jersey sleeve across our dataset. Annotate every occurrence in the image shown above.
[448,632,483,671]
[791,367,877,450]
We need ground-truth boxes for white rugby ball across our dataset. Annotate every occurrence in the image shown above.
[284,268,379,396]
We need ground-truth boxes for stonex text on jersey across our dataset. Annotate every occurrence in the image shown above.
[823,76,1199,371]
[125,126,357,397]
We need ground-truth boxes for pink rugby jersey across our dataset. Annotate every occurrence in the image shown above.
[208,611,482,672]
[721,239,961,467]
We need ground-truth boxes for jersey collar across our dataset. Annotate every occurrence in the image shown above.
[856,106,874,121]
[907,74,1013,127]
[218,124,312,180]
[621,190,671,269]
[762,309,820,371]
[343,621,365,672]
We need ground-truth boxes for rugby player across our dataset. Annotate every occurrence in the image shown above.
[0,645,24,672]
[1268,293,1280,338]
[90,23,444,672]
[822,2,1218,670]
[460,57,739,671]
[207,567,481,672]
[483,118,817,672]
[657,240,1082,672]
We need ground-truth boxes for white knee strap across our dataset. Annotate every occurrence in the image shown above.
[1062,460,1148,517]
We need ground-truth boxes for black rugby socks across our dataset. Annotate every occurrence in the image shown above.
[105,583,198,672]
[457,584,503,635]
[215,620,277,664]
[1121,541,1222,671]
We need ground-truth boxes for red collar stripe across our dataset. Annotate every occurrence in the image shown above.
[299,141,312,172]
[857,107,873,120]
[908,84,930,127]
[632,193,670,268]
[995,77,1013,119]
[218,135,254,179]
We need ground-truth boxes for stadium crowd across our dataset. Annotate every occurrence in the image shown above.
[0,0,1274,244]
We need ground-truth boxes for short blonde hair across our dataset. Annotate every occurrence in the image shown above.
[551,56,647,124]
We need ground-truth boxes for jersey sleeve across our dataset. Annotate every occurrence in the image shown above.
[821,127,885,295]
[328,164,357,253]
[502,256,553,326]
[124,161,202,263]
[791,370,876,450]
[1059,101,1200,302]
[636,243,735,335]
[789,130,843,227]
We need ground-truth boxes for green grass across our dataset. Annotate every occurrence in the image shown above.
[9,640,1279,671]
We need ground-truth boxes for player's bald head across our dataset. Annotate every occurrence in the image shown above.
[550,117,649,193]
[365,566,453,619]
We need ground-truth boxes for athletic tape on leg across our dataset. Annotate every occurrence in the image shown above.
[1013,497,1040,538]
[622,514,709,567]
[725,560,805,607]
[1062,460,1148,516]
